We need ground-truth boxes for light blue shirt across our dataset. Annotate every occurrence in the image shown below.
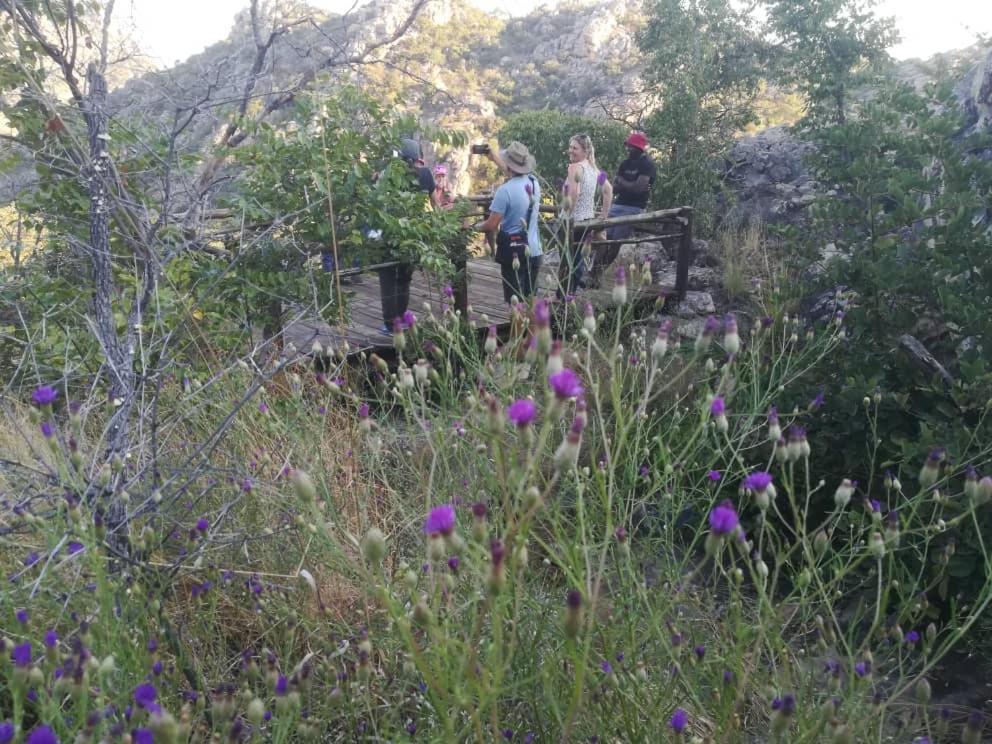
[490,175,542,257]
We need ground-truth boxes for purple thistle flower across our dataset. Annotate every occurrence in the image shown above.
[24,551,41,567]
[548,369,584,400]
[600,660,613,674]
[905,630,920,645]
[32,386,58,406]
[195,518,209,532]
[258,400,268,414]
[742,472,773,492]
[40,421,54,439]
[152,660,163,676]
[25,726,58,744]
[402,310,417,329]
[854,661,869,677]
[707,470,721,482]
[424,504,456,536]
[443,285,454,298]
[133,683,160,714]
[869,499,881,513]
[506,399,537,427]
[669,708,688,733]
[447,556,460,573]
[708,500,738,536]
[0,722,13,744]
[710,397,725,416]
[15,608,28,625]
[147,638,159,653]
[11,643,32,668]
[533,299,551,328]
[703,316,722,335]
[43,630,58,648]
[597,170,608,186]
[132,730,154,744]
[694,645,706,660]
[723,670,734,684]
[810,390,825,410]
[275,675,288,696]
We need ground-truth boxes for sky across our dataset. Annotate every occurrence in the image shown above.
[124,0,990,68]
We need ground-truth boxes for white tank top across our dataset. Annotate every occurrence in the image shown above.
[572,161,598,221]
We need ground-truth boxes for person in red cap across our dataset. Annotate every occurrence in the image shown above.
[589,130,656,284]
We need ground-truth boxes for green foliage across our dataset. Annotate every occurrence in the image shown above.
[636,0,768,221]
[5,298,992,741]
[226,88,469,329]
[764,0,898,125]
[795,79,992,600]
[499,110,628,184]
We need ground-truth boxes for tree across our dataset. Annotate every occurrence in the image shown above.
[637,0,768,211]
[0,0,429,558]
[763,0,898,126]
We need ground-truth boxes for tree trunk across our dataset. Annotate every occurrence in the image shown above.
[84,63,131,557]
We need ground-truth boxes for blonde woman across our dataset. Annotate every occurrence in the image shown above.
[558,133,612,297]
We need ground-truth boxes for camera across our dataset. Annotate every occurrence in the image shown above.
[470,143,491,155]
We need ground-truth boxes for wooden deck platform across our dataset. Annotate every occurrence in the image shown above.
[283,256,668,354]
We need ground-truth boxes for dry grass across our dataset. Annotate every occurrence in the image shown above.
[719,221,769,303]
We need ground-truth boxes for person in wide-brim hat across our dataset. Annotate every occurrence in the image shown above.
[499,141,537,175]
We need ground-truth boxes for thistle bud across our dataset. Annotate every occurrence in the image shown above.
[869,532,886,558]
[484,326,498,355]
[398,365,415,390]
[814,530,829,557]
[564,589,583,640]
[652,320,672,362]
[915,677,931,704]
[392,319,406,352]
[96,463,112,488]
[834,479,855,509]
[412,601,433,628]
[774,437,788,464]
[695,316,720,354]
[471,501,489,543]
[612,266,628,305]
[641,260,653,286]
[723,314,740,355]
[414,360,430,385]
[488,540,506,595]
[767,406,781,441]
[547,340,563,376]
[963,712,984,744]
[246,697,266,726]
[554,417,584,471]
[583,302,597,334]
[919,449,943,488]
[362,527,387,565]
[290,469,317,504]
[977,476,992,506]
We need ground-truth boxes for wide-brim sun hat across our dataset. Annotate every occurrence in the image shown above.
[500,141,536,175]
[625,131,648,150]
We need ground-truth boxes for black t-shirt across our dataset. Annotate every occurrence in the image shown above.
[415,166,436,195]
[613,153,656,208]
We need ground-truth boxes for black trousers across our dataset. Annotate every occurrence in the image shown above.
[377,263,415,326]
[557,228,590,299]
[499,256,542,303]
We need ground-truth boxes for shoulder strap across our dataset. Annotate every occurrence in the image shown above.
[524,176,537,231]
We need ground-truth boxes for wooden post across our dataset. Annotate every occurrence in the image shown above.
[675,208,693,300]
[453,243,469,315]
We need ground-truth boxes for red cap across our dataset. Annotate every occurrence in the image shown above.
[625,131,648,150]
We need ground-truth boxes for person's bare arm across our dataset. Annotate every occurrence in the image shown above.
[599,177,613,219]
[565,162,582,216]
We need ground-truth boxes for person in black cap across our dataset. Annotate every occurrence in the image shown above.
[373,138,438,333]
[589,131,656,283]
